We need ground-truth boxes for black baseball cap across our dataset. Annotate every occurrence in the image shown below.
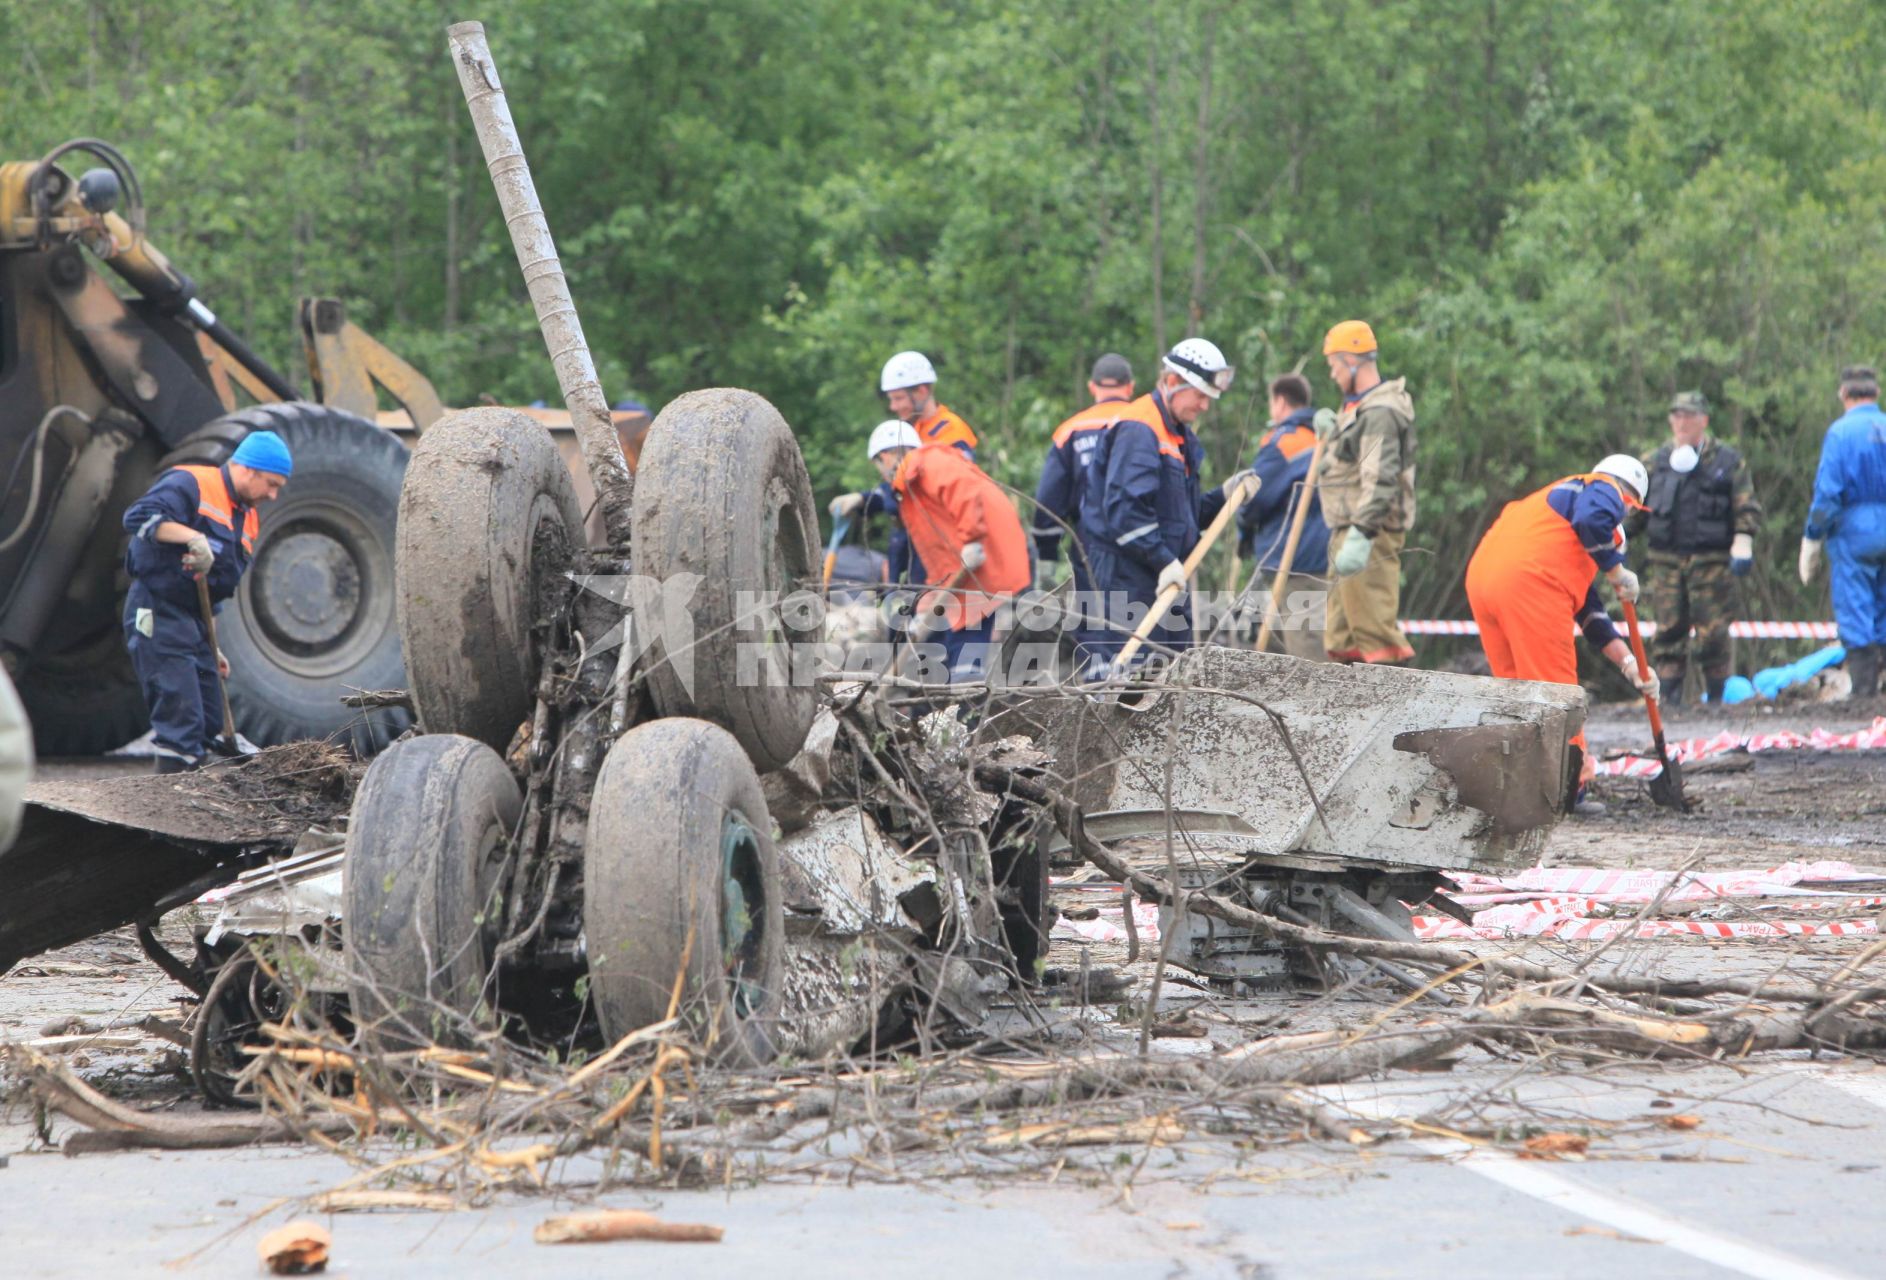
[1090,352,1133,386]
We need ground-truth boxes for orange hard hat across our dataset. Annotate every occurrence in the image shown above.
[1323,320,1378,355]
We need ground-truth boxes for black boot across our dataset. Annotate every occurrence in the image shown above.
[152,754,197,775]
[1705,673,1728,705]
[1850,646,1882,701]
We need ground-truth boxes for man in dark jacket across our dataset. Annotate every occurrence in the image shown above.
[121,431,292,771]
[1238,373,1329,661]
[1079,338,1250,672]
[1625,391,1762,705]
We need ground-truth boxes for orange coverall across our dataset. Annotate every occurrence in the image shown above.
[892,444,1029,630]
[1466,472,1632,754]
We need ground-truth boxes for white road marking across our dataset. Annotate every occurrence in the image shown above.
[1795,1065,1886,1114]
[1314,1084,1858,1280]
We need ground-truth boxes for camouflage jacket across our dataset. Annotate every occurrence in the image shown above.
[1624,436,1762,558]
[1319,377,1417,534]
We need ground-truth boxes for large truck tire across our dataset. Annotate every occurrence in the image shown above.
[343,733,520,1051]
[395,408,585,752]
[584,717,784,1065]
[14,627,149,757]
[159,402,410,753]
[631,388,820,772]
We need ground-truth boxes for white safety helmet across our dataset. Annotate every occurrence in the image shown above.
[867,419,920,459]
[1161,337,1234,399]
[879,350,938,393]
[1594,453,1649,502]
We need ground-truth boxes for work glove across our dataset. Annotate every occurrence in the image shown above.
[1606,564,1640,604]
[1799,537,1823,585]
[829,492,865,520]
[217,649,230,679]
[960,540,986,571]
[1313,408,1339,440]
[181,535,214,577]
[1157,559,1189,597]
[1332,527,1372,578]
[1730,533,1753,578]
[1220,468,1259,503]
[1619,653,1660,704]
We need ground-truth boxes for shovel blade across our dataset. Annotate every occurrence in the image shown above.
[1647,756,1691,811]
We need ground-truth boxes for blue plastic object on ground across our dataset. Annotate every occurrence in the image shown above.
[1741,644,1847,702]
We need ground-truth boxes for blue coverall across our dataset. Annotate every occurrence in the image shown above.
[1033,397,1133,656]
[1806,401,1886,648]
[121,465,256,762]
[1237,407,1329,573]
[1077,389,1226,669]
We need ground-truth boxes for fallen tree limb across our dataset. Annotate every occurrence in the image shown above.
[8,1046,352,1152]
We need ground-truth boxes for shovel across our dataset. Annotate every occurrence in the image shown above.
[894,565,973,681]
[1254,438,1325,654]
[1114,473,1259,670]
[195,577,240,757]
[1620,599,1688,811]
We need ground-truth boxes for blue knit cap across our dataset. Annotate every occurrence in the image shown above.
[230,430,294,476]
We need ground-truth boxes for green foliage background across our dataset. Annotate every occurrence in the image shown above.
[7,0,1881,646]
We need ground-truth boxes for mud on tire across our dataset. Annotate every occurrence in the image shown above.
[395,408,584,752]
[584,717,784,1066]
[631,388,820,773]
[343,733,520,1050]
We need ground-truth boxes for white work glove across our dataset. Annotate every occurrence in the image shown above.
[1606,563,1640,604]
[1221,468,1259,502]
[1730,533,1754,578]
[1799,537,1823,585]
[181,535,214,577]
[1157,559,1189,597]
[1313,408,1339,439]
[217,648,230,678]
[960,540,986,571]
[1619,653,1660,703]
[829,492,865,519]
[1332,527,1372,578]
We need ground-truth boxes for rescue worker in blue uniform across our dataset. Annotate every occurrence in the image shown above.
[1078,338,1249,672]
[1237,373,1330,660]
[1801,365,1886,699]
[1032,352,1135,655]
[121,431,293,771]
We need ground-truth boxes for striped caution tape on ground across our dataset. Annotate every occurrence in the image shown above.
[1399,619,1840,640]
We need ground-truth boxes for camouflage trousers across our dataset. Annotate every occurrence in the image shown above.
[1645,552,1739,679]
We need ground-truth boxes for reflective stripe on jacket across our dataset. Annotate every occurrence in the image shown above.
[122,463,259,609]
[1033,397,1131,562]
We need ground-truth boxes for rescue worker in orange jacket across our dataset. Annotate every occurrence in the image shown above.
[1465,454,1661,815]
[880,350,978,457]
[121,431,293,771]
[869,421,1029,683]
[829,350,979,582]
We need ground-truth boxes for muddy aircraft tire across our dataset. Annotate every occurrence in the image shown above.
[585,717,784,1066]
[395,408,584,752]
[159,402,412,754]
[631,388,820,773]
[343,733,520,1051]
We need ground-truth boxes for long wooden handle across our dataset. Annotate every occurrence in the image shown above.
[196,577,237,744]
[1619,600,1666,741]
[1254,439,1326,653]
[1115,474,1259,670]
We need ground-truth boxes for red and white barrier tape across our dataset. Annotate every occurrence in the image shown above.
[1052,860,1886,947]
[1594,716,1886,777]
[1399,619,1839,639]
